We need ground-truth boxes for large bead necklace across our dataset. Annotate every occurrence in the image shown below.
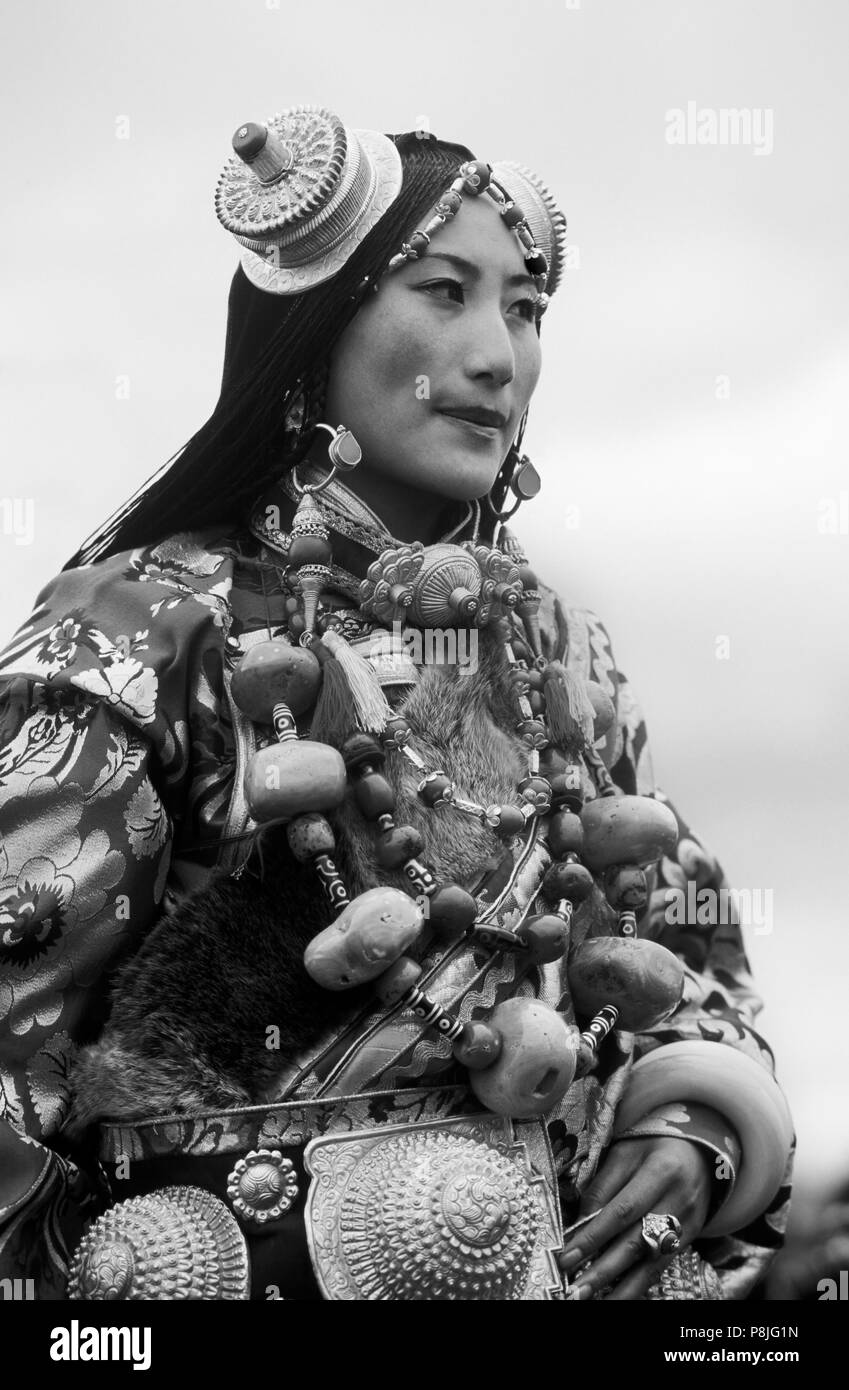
[233,464,686,1118]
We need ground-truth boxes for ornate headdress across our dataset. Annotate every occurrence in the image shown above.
[215,105,567,309]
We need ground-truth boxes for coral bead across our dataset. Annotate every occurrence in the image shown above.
[580,795,679,871]
[542,861,594,905]
[568,938,685,1031]
[548,809,584,859]
[516,913,569,964]
[604,865,648,912]
[374,954,422,1006]
[427,885,478,941]
[353,771,396,821]
[286,812,336,862]
[469,999,579,1119]
[502,203,526,229]
[287,534,332,567]
[231,642,321,722]
[375,824,424,869]
[303,887,425,990]
[518,774,552,813]
[418,772,453,808]
[379,716,411,751]
[341,733,385,772]
[549,770,584,812]
[453,1021,503,1070]
[485,804,526,838]
[245,740,346,822]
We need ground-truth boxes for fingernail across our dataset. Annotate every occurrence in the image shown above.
[557,1246,582,1272]
[564,1281,591,1301]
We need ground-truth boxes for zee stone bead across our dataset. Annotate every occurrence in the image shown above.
[341,733,385,772]
[286,812,336,862]
[542,860,594,904]
[580,795,678,871]
[548,809,584,859]
[605,865,648,912]
[453,1021,503,1070]
[231,641,321,722]
[427,884,478,940]
[375,824,424,869]
[517,913,569,964]
[353,771,395,820]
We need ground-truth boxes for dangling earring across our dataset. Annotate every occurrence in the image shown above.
[288,424,363,636]
[487,444,542,523]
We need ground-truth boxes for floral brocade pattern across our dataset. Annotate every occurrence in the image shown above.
[0,525,792,1298]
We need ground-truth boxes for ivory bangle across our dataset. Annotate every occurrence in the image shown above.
[613,1041,793,1238]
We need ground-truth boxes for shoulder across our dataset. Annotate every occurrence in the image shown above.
[536,577,619,700]
[0,527,240,716]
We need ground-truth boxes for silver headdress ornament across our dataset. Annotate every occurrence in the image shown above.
[215,105,567,302]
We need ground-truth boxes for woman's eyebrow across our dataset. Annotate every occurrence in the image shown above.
[416,250,535,289]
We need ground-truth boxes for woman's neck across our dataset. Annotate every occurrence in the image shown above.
[301,437,470,545]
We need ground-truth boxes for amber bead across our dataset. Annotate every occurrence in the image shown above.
[518,774,552,813]
[453,1020,503,1070]
[375,824,424,869]
[286,812,336,862]
[529,692,544,716]
[548,809,584,859]
[408,230,430,255]
[542,860,594,905]
[341,733,385,773]
[469,998,579,1119]
[427,884,478,941]
[486,804,526,838]
[287,613,306,638]
[580,795,678,871]
[525,250,548,278]
[374,954,422,1006]
[245,740,346,821]
[567,938,685,1031]
[231,641,321,722]
[418,772,453,807]
[379,715,412,750]
[353,771,395,821]
[502,203,526,230]
[304,887,424,990]
[287,533,332,567]
[604,865,648,912]
[517,913,569,964]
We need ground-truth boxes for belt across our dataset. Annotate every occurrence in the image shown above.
[69,1085,566,1301]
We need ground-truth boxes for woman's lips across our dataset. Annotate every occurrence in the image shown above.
[437,411,502,441]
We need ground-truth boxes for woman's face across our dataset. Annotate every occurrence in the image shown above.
[324,192,543,503]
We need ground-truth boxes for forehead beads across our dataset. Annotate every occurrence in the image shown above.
[386,160,552,316]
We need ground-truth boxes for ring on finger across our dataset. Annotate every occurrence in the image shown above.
[640,1211,682,1258]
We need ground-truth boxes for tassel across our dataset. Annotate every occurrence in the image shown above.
[544,661,595,751]
[320,629,392,735]
[308,645,359,748]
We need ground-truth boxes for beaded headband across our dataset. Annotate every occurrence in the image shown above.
[215,105,567,303]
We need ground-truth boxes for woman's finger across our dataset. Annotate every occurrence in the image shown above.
[577,1140,642,1217]
[558,1165,667,1276]
[563,1221,648,1300]
[603,1249,675,1301]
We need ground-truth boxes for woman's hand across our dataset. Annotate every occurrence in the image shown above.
[557,1136,713,1300]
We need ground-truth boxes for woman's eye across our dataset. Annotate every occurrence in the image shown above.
[420,278,465,304]
[512,298,539,322]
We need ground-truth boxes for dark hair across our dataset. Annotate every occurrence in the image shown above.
[63,131,529,569]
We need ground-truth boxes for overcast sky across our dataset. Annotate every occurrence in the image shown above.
[1,0,847,1195]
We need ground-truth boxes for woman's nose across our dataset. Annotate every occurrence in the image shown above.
[463,309,516,387]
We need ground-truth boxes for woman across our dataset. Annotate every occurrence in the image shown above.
[0,106,792,1301]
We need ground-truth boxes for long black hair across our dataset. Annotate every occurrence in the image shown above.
[63,131,528,570]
